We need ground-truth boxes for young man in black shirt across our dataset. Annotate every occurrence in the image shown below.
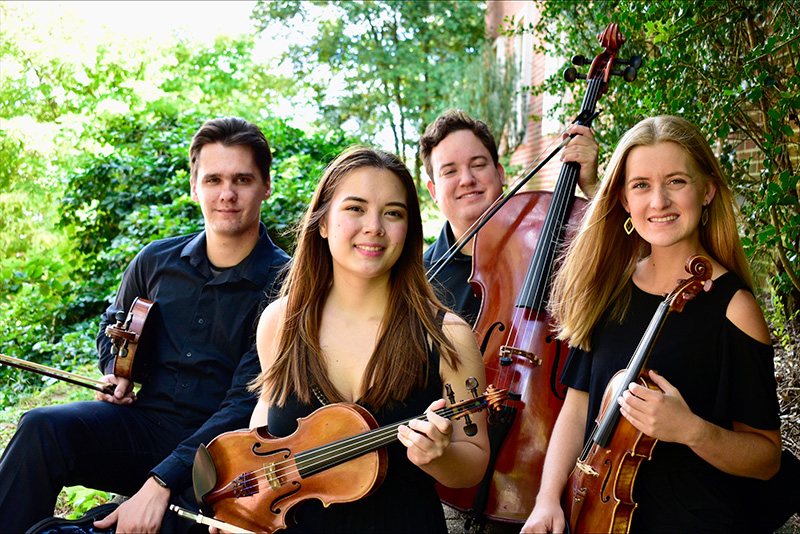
[0,117,291,533]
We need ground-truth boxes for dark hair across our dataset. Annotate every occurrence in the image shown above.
[419,109,499,180]
[252,146,458,409]
[189,117,272,184]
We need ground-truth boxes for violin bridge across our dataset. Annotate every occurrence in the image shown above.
[265,462,280,490]
[575,460,599,477]
[499,346,542,366]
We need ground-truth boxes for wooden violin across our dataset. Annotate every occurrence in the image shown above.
[437,23,642,524]
[562,255,712,533]
[191,382,508,534]
[0,297,153,394]
[103,296,154,381]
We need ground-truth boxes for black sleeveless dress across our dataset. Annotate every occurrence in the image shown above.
[267,342,448,533]
[561,272,780,533]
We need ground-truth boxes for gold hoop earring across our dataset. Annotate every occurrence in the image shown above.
[701,207,709,226]
[624,217,635,235]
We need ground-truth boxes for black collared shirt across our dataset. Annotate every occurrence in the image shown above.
[96,223,290,490]
[423,222,482,327]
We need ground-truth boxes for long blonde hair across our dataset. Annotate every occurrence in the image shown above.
[550,115,753,350]
[251,147,458,408]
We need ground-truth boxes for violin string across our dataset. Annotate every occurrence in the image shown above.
[233,400,491,495]
[236,404,473,494]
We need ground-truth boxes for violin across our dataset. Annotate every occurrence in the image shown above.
[0,297,153,394]
[190,381,508,534]
[562,255,712,533]
[437,23,642,523]
[103,296,154,381]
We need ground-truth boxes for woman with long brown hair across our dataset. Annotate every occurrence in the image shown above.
[249,147,490,532]
[522,116,781,533]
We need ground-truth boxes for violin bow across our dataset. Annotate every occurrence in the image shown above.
[0,353,114,394]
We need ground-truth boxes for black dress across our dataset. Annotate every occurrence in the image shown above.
[561,272,780,534]
[267,343,448,533]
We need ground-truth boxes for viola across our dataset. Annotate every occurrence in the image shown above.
[0,297,153,394]
[190,382,508,534]
[562,255,713,533]
[437,23,642,524]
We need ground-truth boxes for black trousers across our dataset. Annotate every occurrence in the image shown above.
[0,400,194,532]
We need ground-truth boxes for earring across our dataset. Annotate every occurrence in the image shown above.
[701,207,709,226]
[624,217,635,235]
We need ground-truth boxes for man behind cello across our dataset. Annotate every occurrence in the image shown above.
[419,110,598,530]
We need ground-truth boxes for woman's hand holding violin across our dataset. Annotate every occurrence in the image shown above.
[397,398,453,466]
[617,370,697,445]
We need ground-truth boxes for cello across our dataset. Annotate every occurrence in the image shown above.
[0,297,153,393]
[563,255,713,533]
[436,24,642,524]
[188,382,508,534]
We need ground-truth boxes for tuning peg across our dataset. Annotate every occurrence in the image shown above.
[571,54,590,66]
[615,55,643,69]
[564,67,587,83]
[465,377,479,394]
[463,415,478,437]
[445,383,456,405]
[115,311,126,324]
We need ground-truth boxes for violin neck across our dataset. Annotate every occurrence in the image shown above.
[593,301,671,448]
[295,397,487,478]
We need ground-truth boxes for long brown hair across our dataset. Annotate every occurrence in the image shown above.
[252,147,458,408]
[550,115,753,350]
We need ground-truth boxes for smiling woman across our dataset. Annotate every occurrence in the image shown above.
[217,147,493,533]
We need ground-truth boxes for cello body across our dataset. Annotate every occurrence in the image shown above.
[436,191,587,521]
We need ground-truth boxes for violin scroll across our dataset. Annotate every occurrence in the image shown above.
[666,255,713,313]
[104,297,154,380]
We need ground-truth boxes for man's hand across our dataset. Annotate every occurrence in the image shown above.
[94,374,137,405]
[560,124,599,198]
[93,476,170,533]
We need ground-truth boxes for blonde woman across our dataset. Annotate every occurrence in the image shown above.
[522,116,781,533]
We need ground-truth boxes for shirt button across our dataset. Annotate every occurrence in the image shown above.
[197,317,204,325]
[186,352,192,358]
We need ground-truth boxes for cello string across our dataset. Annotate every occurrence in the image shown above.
[502,77,603,394]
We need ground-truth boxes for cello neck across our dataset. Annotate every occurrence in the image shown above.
[517,76,603,313]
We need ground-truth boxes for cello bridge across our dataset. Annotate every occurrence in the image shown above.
[499,346,541,366]
[576,460,599,477]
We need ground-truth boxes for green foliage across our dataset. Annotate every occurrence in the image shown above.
[526,0,800,324]
[251,1,492,178]
[60,487,111,519]
[0,2,355,401]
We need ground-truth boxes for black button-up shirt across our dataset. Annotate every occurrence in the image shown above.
[97,223,290,490]
[423,222,481,327]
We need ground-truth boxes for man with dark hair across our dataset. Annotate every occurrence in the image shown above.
[0,117,291,533]
[420,109,599,326]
